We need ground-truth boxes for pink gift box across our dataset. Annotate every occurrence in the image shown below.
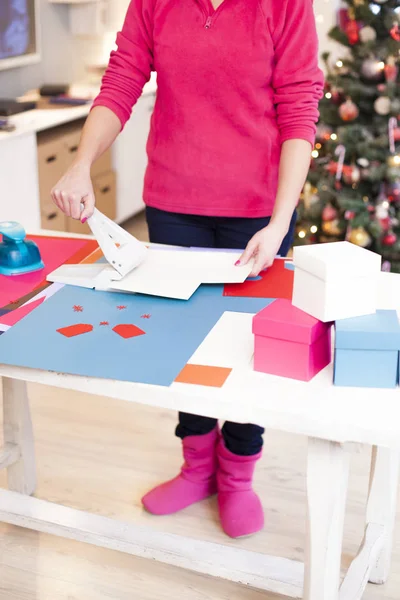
[252,299,332,382]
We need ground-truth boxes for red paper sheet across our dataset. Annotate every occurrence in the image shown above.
[223,259,294,300]
[0,237,97,309]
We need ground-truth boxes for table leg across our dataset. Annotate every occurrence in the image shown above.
[366,446,400,585]
[304,437,350,600]
[2,377,36,495]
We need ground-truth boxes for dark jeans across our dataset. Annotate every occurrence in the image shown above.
[146,206,296,456]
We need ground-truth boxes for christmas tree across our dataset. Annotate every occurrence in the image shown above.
[296,0,400,272]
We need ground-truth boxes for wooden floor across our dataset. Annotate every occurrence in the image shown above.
[0,212,399,599]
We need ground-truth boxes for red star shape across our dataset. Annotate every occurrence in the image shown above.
[73,305,84,312]
[116,305,127,310]
[141,314,151,319]
[99,321,109,326]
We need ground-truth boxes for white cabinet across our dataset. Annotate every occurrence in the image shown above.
[113,92,155,224]
[49,0,130,36]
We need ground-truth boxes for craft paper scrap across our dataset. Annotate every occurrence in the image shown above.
[0,237,97,309]
[0,283,64,330]
[175,364,232,388]
[0,297,45,327]
[224,258,294,300]
[0,284,271,386]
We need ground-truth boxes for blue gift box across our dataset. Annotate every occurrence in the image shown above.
[334,310,400,389]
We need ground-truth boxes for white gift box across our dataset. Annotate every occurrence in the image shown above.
[292,242,382,322]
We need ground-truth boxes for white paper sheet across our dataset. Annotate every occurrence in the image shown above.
[185,311,255,369]
[47,247,253,300]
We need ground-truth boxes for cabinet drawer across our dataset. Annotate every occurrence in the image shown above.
[37,138,66,209]
[41,204,67,232]
[63,128,112,177]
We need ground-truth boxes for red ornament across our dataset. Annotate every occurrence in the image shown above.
[345,210,355,220]
[346,19,359,45]
[380,217,391,232]
[385,57,398,84]
[322,204,338,222]
[394,128,400,142]
[382,232,397,246]
[339,99,359,122]
[390,23,400,42]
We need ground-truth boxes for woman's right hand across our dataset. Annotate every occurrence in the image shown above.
[51,160,96,223]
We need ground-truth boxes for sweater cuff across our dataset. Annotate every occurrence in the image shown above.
[280,126,315,148]
[90,97,127,131]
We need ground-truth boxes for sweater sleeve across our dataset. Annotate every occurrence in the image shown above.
[268,0,324,147]
[91,0,153,129]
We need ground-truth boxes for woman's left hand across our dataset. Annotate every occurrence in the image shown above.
[237,223,286,277]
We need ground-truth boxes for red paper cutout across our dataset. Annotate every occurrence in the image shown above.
[112,324,146,339]
[223,259,294,300]
[99,321,109,326]
[117,305,127,311]
[73,305,83,312]
[57,324,93,337]
[141,314,151,319]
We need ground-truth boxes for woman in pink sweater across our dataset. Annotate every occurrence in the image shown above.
[52,0,324,538]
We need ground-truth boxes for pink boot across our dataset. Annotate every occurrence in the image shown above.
[217,439,264,538]
[142,428,218,515]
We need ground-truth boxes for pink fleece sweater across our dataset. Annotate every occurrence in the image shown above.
[92,0,324,217]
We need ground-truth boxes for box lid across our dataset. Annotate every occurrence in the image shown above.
[252,299,330,345]
[293,241,381,282]
[335,310,400,351]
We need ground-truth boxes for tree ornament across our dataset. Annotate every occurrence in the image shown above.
[322,204,338,222]
[345,210,356,220]
[387,180,400,202]
[339,98,359,121]
[348,226,371,248]
[353,0,365,5]
[357,157,369,168]
[390,23,400,42]
[343,164,361,185]
[375,200,389,220]
[346,13,359,45]
[374,96,391,115]
[361,57,385,83]
[387,154,400,168]
[382,232,397,246]
[385,57,398,83]
[330,86,345,106]
[359,26,376,43]
[322,219,342,236]
[382,261,391,272]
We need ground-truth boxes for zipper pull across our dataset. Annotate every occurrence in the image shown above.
[205,16,212,29]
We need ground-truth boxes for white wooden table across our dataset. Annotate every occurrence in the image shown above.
[0,350,399,599]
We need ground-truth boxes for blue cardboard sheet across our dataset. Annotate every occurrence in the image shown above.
[0,284,272,386]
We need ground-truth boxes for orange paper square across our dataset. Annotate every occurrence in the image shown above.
[175,364,232,388]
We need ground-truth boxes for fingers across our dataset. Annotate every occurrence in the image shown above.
[80,194,95,222]
[238,240,257,266]
[51,188,95,221]
[250,254,274,277]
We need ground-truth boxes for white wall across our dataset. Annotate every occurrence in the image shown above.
[314,0,341,64]
[0,0,118,99]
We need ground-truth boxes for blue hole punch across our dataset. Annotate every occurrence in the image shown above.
[0,222,44,276]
